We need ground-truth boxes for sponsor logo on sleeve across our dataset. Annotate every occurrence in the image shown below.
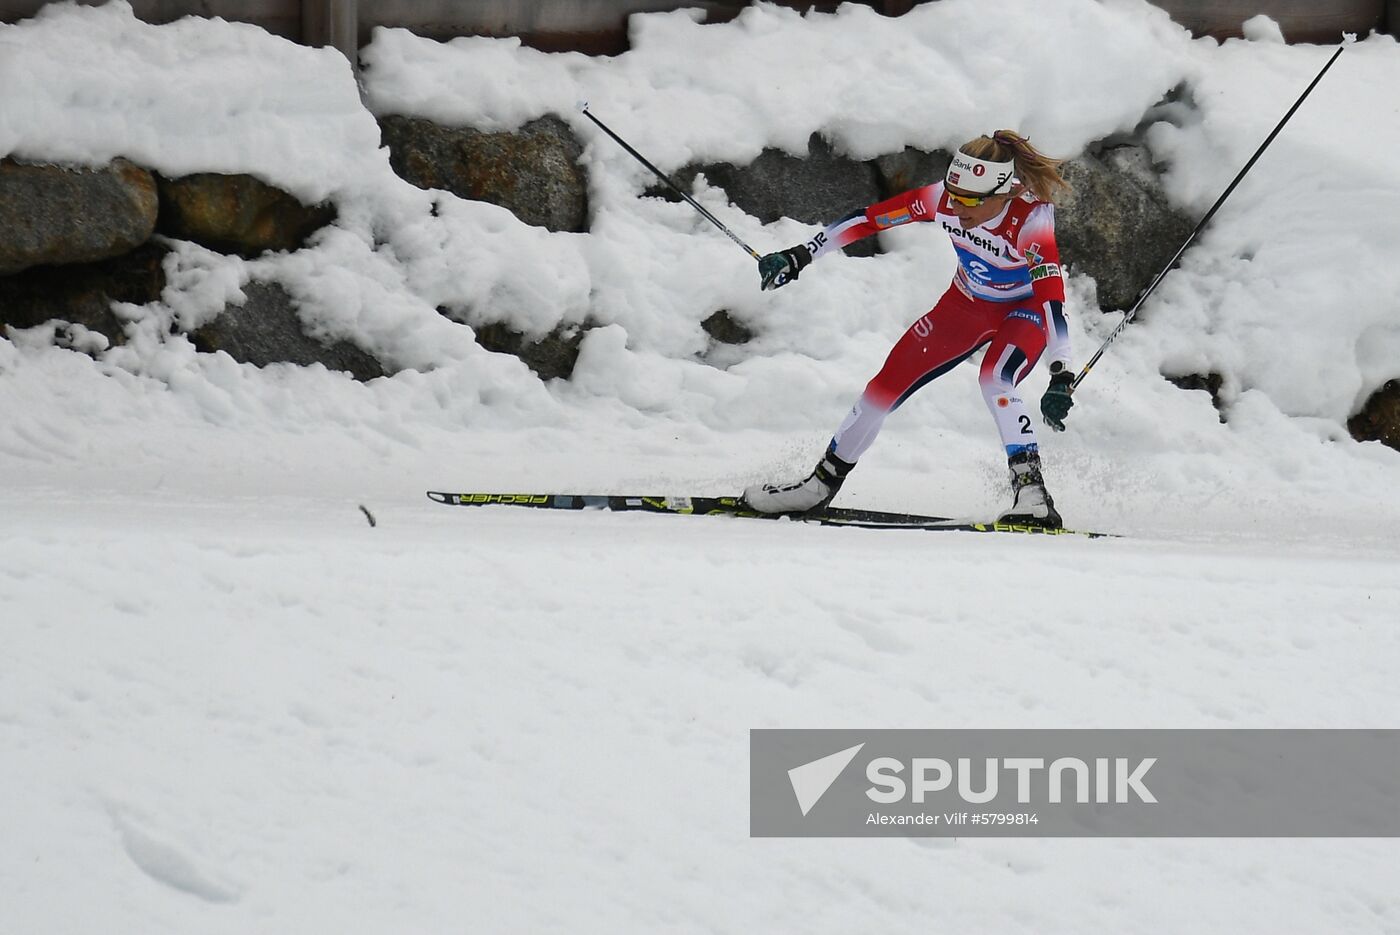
[875,207,912,229]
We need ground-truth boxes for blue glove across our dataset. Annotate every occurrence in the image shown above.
[1041,365,1075,431]
[758,244,812,291]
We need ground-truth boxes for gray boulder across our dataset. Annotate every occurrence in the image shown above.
[0,241,169,347]
[440,306,589,381]
[701,310,754,346]
[380,114,588,232]
[1056,145,1196,311]
[1166,371,1227,422]
[873,148,951,198]
[191,280,384,381]
[1349,379,1400,452]
[660,134,884,257]
[156,173,337,257]
[0,158,158,275]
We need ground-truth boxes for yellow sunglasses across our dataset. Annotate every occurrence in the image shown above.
[947,191,993,208]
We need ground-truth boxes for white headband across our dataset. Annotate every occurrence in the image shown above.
[945,151,1016,195]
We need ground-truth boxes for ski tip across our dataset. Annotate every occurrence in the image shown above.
[576,99,590,113]
[426,491,449,504]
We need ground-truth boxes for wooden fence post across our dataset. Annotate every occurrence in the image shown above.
[302,0,358,66]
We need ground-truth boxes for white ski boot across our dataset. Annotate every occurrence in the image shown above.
[742,448,855,514]
[998,449,1062,528]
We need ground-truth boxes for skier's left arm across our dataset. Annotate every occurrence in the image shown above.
[1018,204,1076,431]
[758,185,940,291]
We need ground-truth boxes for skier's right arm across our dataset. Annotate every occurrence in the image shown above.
[759,184,941,291]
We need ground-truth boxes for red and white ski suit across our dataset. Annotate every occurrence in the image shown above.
[805,181,1071,460]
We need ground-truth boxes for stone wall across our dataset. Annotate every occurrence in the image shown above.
[0,158,359,374]
[2,100,1395,449]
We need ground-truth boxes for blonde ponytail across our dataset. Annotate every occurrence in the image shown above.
[959,130,1070,203]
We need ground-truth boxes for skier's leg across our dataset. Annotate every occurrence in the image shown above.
[744,288,993,513]
[830,287,991,462]
[978,308,1047,455]
[978,308,1061,527]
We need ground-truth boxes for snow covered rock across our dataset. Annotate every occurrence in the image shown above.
[1349,378,1400,451]
[191,280,385,381]
[700,310,754,346]
[0,242,167,346]
[660,134,884,258]
[379,114,588,233]
[0,158,157,274]
[155,173,337,258]
[874,147,952,199]
[1055,145,1195,311]
[1165,371,1227,422]
[446,312,589,381]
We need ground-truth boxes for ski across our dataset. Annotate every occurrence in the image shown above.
[425,491,1116,538]
[817,518,1112,538]
[425,491,950,525]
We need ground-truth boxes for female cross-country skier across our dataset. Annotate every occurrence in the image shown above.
[742,130,1077,528]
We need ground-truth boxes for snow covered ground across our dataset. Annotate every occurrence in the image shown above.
[3,1,1399,932]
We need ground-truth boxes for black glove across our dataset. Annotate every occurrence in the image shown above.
[758,244,812,291]
[1041,364,1075,431]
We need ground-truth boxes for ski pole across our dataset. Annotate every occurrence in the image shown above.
[577,102,763,262]
[1072,42,1346,392]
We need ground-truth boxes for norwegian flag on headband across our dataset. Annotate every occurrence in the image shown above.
[948,172,960,184]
